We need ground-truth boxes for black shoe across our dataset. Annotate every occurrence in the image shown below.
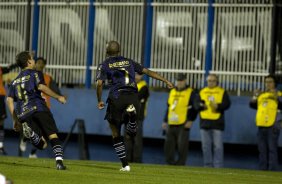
[56,160,66,170]
[0,147,7,155]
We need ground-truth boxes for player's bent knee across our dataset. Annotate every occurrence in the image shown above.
[35,137,47,150]
[48,133,58,140]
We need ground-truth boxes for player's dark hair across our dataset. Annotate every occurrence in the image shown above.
[16,51,32,69]
[36,57,47,65]
[106,41,120,56]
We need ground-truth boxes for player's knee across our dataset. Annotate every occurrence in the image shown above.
[111,129,120,138]
[35,137,47,150]
[48,133,58,140]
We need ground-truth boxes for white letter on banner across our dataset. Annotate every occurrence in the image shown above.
[48,8,85,58]
[0,9,25,61]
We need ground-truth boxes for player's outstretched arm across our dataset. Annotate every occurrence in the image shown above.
[142,68,174,89]
[38,84,66,104]
[96,79,105,109]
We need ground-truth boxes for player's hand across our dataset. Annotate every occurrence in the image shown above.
[97,101,105,110]
[57,96,67,104]
[184,121,193,129]
[210,102,218,111]
[13,121,21,132]
[166,81,174,89]
[253,89,261,97]
[162,122,167,130]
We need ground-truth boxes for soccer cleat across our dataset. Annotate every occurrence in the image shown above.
[126,105,136,113]
[22,122,32,139]
[0,147,7,155]
[29,153,38,158]
[56,160,66,170]
[120,165,130,172]
[19,139,27,152]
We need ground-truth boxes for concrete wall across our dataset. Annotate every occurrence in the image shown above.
[4,88,282,146]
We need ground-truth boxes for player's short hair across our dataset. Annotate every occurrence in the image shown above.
[265,74,277,87]
[176,73,186,81]
[36,57,47,65]
[16,51,32,69]
[106,41,120,56]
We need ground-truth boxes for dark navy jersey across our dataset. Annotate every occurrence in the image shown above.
[8,69,49,120]
[96,56,144,98]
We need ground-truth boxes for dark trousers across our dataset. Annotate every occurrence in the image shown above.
[257,127,280,171]
[164,125,189,165]
[124,120,143,163]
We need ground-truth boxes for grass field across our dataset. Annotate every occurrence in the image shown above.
[0,156,281,184]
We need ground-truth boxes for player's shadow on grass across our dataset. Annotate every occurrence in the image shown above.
[1,161,53,169]
[68,162,117,171]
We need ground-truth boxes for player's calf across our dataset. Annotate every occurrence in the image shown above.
[113,136,129,170]
[22,122,47,150]
[125,105,138,136]
[50,137,66,170]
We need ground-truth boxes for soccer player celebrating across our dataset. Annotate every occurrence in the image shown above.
[96,41,174,171]
[6,51,67,170]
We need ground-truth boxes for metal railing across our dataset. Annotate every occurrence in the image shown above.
[0,0,280,95]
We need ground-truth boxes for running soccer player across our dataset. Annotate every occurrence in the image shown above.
[6,51,67,170]
[96,41,174,171]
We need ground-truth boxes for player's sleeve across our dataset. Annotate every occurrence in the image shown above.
[132,61,144,74]
[96,64,107,81]
[34,71,46,87]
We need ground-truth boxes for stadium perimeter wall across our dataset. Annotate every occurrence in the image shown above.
[4,88,282,146]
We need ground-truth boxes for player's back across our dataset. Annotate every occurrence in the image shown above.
[99,56,143,97]
[10,69,48,119]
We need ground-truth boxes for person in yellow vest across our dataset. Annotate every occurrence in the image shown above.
[162,73,198,165]
[249,75,282,171]
[0,63,18,155]
[195,74,230,168]
[18,57,62,158]
[124,73,149,163]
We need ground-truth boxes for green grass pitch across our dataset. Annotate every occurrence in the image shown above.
[0,156,281,184]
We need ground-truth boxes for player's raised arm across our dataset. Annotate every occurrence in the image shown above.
[142,68,174,89]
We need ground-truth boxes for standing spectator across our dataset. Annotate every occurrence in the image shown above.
[162,73,197,165]
[6,51,67,170]
[194,74,231,168]
[35,57,62,109]
[124,73,149,163]
[96,41,174,171]
[249,75,282,171]
[18,57,63,158]
[0,63,18,155]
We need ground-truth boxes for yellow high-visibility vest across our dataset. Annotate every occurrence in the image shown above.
[167,88,192,125]
[137,80,148,117]
[256,92,278,127]
[199,87,224,120]
[137,80,147,91]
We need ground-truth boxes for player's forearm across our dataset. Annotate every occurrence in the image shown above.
[6,97,15,117]
[38,84,60,100]
[96,83,103,102]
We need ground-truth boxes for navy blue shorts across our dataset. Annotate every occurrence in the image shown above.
[21,111,58,138]
[105,92,140,125]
